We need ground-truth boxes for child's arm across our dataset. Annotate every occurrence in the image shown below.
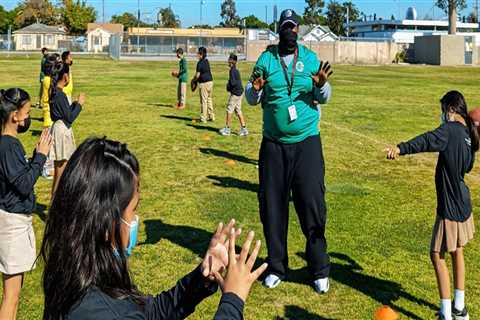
[398,124,449,155]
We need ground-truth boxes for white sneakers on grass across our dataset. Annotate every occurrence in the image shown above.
[219,127,249,136]
[263,274,330,294]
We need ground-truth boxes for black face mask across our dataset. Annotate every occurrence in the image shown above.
[17,116,31,134]
[279,28,298,55]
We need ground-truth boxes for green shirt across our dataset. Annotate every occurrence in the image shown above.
[178,57,188,83]
[254,44,322,144]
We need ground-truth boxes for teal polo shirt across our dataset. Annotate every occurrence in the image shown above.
[254,44,322,144]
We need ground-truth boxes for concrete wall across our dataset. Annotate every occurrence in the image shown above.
[246,40,400,65]
[414,35,478,66]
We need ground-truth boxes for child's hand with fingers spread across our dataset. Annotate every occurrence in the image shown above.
[214,229,268,303]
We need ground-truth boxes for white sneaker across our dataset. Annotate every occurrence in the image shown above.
[219,127,231,136]
[313,277,329,294]
[239,127,249,136]
[263,274,282,289]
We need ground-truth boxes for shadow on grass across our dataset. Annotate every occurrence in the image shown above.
[186,124,219,133]
[160,115,193,122]
[199,147,258,165]
[288,252,436,320]
[276,305,337,320]
[31,129,42,136]
[207,175,258,193]
[148,103,175,108]
[34,202,48,222]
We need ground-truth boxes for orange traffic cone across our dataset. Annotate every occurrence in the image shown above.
[374,306,399,320]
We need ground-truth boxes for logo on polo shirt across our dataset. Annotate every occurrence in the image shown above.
[296,61,304,73]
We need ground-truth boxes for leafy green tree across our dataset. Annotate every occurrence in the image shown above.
[61,0,96,35]
[243,14,268,29]
[111,12,145,30]
[158,7,180,27]
[304,0,326,25]
[220,0,240,27]
[326,1,359,36]
[15,0,59,27]
[436,0,467,34]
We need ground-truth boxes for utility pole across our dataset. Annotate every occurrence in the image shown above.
[137,0,140,51]
[265,6,268,25]
[346,5,350,37]
[102,0,105,23]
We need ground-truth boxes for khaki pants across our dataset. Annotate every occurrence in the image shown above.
[199,81,214,121]
[226,94,243,114]
[177,81,187,106]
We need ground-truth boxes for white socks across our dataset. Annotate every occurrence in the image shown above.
[454,289,465,311]
[440,299,452,320]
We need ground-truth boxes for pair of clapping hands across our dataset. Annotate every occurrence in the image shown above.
[201,219,268,302]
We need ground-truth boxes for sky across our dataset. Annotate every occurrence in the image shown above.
[2,0,479,27]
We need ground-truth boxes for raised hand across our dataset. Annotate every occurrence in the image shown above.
[36,128,52,156]
[385,146,400,160]
[312,61,333,87]
[213,229,268,302]
[202,219,242,280]
[250,70,266,91]
[77,93,86,106]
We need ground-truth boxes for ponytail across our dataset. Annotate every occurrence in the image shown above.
[0,88,31,131]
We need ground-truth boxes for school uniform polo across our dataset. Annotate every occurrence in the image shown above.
[178,57,188,83]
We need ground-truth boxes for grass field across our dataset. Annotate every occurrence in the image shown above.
[1,54,480,319]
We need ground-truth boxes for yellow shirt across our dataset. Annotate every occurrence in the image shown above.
[63,71,73,102]
[41,76,53,128]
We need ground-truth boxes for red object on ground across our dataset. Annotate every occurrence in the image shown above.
[374,306,399,320]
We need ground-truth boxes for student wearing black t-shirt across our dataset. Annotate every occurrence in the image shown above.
[192,47,215,123]
[40,137,268,320]
[386,91,477,320]
[0,88,52,320]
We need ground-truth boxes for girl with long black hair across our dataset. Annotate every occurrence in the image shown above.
[41,137,267,320]
[386,91,477,320]
[0,88,52,320]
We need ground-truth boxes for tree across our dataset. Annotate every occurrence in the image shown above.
[158,7,180,28]
[243,15,268,29]
[304,0,326,25]
[467,11,478,23]
[111,12,144,30]
[61,0,96,34]
[436,0,467,34]
[0,6,11,33]
[15,0,59,27]
[220,0,240,27]
[326,1,360,36]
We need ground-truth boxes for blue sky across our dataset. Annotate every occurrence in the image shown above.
[2,0,479,27]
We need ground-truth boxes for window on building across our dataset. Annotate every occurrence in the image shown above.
[94,36,102,45]
[46,35,54,45]
[23,35,31,45]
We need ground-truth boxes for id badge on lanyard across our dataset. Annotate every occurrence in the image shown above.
[280,48,299,122]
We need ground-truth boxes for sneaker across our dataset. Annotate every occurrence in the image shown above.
[263,274,282,289]
[208,116,215,122]
[239,127,249,136]
[452,306,469,320]
[219,127,231,136]
[313,277,329,294]
[177,103,185,110]
[199,118,207,123]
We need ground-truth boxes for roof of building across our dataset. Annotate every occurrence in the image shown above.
[349,19,479,28]
[299,25,338,41]
[13,23,66,35]
[87,23,124,34]
[128,27,245,38]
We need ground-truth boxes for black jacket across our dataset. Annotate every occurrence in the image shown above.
[227,67,243,96]
[0,135,45,214]
[66,266,244,320]
[196,59,213,83]
[50,89,82,128]
[398,122,474,222]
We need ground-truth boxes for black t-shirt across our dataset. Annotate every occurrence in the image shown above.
[0,135,46,214]
[227,66,244,96]
[398,122,474,222]
[196,58,213,83]
[50,89,82,128]
[66,266,244,320]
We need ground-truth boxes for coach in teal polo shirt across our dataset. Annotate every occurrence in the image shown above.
[246,9,333,294]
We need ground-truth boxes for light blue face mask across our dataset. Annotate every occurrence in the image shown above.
[119,215,139,257]
[440,112,448,124]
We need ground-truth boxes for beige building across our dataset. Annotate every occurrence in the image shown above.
[13,23,66,51]
[87,23,124,53]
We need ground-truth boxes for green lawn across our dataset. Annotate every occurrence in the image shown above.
[1,55,480,319]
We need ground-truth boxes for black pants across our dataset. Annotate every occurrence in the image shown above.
[258,135,330,280]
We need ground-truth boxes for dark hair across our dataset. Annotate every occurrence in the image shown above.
[176,47,183,55]
[0,88,30,130]
[42,47,48,54]
[49,61,69,100]
[41,137,143,319]
[61,51,71,62]
[229,53,238,62]
[43,53,62,77]
[198,46,207,58]
[441,90,480,153]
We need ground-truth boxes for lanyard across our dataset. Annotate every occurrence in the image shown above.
[279,47,298,97]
